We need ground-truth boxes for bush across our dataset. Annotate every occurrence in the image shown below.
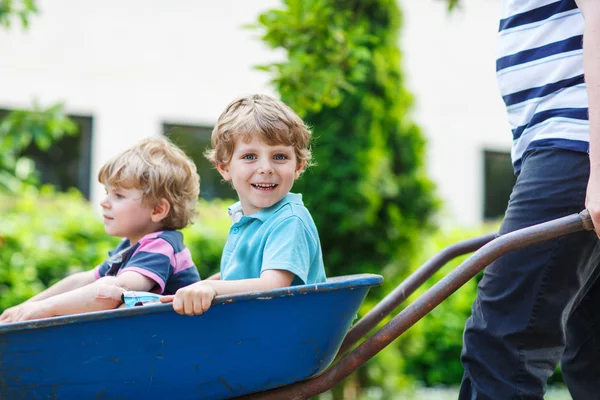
[0,186,229,311]
[0,104,77,193]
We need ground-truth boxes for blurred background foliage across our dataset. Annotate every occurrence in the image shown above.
[0,104,77,193]
[0,0,36,28]
[1,0,558,399]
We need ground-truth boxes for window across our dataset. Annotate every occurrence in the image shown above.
[0,109,93,199]
[483,150,516,220]
[163,123,237,200]
[22,115,93,199]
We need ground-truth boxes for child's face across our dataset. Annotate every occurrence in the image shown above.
[217,135,305,216]
[100,185,158,244]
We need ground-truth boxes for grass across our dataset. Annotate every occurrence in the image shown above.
[409,386,571,400]
[320,385,572,399]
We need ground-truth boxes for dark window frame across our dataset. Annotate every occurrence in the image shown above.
[163,122,237,201]
[0,108,93,199]
[483,149,517,221]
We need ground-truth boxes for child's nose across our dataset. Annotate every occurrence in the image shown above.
[258,160,274,175]
[100,196,110,208]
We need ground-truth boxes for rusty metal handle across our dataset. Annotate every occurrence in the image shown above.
[238,210,593,400]
[336,232,497,358]
[335,210,591,359]
[580,209,593,231]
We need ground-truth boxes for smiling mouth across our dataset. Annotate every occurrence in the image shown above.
[252,183,278,191]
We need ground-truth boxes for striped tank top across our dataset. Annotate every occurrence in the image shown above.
[497,0,588,173]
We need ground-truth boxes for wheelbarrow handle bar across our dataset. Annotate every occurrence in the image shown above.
[337,232,497,357]
[239,210,592,400]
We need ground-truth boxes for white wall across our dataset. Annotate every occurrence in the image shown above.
[402,0,511,225]
[0,0,281,207]
[0,0,511,225]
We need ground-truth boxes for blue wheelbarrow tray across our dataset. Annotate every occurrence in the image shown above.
[0,274,383,400]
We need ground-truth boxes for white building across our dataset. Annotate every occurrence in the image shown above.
[0,0,510,225]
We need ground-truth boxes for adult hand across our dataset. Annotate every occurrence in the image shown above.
[585,171,600,238]
[160,282,217,316]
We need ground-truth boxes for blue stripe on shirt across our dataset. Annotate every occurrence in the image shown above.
[502,75,584,106]
[511,107,588,139]
[499,0,577,32]
[497,35,583,71]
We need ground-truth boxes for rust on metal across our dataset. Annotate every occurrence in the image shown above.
[580,209,594,231]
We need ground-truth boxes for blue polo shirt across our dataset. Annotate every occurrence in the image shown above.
[221,193,326,285]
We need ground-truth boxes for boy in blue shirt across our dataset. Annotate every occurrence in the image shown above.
[162,94,326,316]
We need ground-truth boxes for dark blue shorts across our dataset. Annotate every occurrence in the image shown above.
[460,148,600,400]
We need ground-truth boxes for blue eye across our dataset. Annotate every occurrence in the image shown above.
[274,154,288,161]
[115,193,125,199]
[242,154,257,160]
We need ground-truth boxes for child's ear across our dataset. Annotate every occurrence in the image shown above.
[216,163,232,181]
[294,160,306,179]
[151,198,171,223]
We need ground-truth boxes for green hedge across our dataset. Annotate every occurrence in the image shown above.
[0,186,229,311]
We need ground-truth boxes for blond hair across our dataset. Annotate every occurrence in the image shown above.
[205,94,313,172]
[98,137,200,230]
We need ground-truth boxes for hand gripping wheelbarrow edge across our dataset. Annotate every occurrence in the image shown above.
[234,210,594,400]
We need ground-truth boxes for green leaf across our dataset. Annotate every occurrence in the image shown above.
[0,102,76,194]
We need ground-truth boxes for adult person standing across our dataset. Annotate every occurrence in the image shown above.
[460,1,600,399]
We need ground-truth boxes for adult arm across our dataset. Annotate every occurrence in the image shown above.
[577,0,600,236]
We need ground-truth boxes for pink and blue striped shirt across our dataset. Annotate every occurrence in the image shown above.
[94,230,200,295]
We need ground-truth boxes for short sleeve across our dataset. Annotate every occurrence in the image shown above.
[94,261,110,280]
[261,216,316,285]
[118,238,173,294]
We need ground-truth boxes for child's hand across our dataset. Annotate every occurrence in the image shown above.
[160,282,217,316]
[0,301,53,323]
[0,304,22,323]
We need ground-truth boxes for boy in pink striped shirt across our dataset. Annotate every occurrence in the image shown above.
[0,137,200,323]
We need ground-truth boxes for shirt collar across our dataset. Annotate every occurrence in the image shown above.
[227,203,245,223]
[227,193,304,223]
